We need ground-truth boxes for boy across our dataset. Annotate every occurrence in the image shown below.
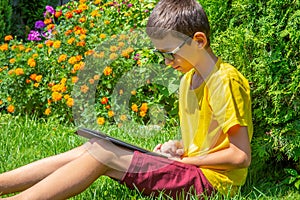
[0,0,252,199]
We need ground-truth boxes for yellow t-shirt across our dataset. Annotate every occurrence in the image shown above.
[179,58,253,195]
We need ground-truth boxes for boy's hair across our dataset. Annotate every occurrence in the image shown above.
[146,0,210,45]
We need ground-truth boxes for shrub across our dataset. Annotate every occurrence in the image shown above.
[201,0,300,169]
[0,0,12,40]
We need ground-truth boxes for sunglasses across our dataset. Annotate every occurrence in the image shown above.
[153,36,191,61]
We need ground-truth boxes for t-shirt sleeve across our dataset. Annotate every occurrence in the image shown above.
[207,70,252,134]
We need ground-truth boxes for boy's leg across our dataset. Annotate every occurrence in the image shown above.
[3,139,133,200]
[0,145,86,195]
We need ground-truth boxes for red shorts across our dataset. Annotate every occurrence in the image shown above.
[120,151,215,199]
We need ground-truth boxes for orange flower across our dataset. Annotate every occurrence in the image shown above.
[65,30,73,36]
[80,84,89,93]
[89,79,95,84]
[78,3,88,10]
[45,40,54,47]
[108,110,114,117]
[32,53,38,58]
[47,24,55,30]
[8,69,15,75]
[44,108,51,115]
[55,11,62,18]
[37,44,43,48]
[131,104,138,112]
[68,56,77,65]
[65,11,73,19]
[30,74,37,81]
[34,83,39,87]
[27,58,36,67]
[25,48,32,52]
[52,92,63,101]
[101,97,108,104]
[66,98,74,107]
[7,97,12,102]
[97,117,105,125]
[79,17,86,23]
[91,10,100,17]
[0,100,3,105]
[76,41,86,47]
[4,35,13,41]
[103,66,112,76]
[58,54,67,62]
[104,20,110,25]
[15,68,24,75]
[7,105,15,113]
[44,18,52,25]
[72,76,79,83]
[140,103,148,112]
[53,40,61,48]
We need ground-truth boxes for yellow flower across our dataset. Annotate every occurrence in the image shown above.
[91,10,100,17]
[25,48,32,52]
[35,75,42,82]
[68,56,77,65]
[0,43,8,51]
[131,90,137,95]
[9,58,16,64]
[15,68,24,75]
[34,83,39,87]
[27,58,36,67]
[58,54,67,63]
[79,34,86,41]
[32,53,38,58]
[140,111,146,117]
[53,40,61,48]
[66,98,74,107]
[80,84,89,93]
[120,114,127,121]
[108,110,114,117]
[44,108,51,115]
[97,117,105,125]
[110,45,118,52]
[109,53,118,60]
[52,92,63,102]
[99,33,106,39]
[94,0,101,4]
[131,104,138,112]
[0,100,3,105]
[104,20,110,25]
[103,66,112,76]
[78,3,88,10]
[37,44,43,48]
[72,76,79,83]
[7,97,12,102]
[7,105,15,113]
[68,37,75,44]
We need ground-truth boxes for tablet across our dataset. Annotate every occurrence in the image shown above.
[76,127,167,158]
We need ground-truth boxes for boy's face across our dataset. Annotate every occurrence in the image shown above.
[151,34,196,73]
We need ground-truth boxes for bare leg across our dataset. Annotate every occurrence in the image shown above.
[0,145,86,195]
[2,139,133,200]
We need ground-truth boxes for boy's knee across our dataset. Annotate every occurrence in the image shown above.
[84,138,117,165]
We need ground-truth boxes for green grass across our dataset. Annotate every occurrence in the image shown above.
[0,114,299,199]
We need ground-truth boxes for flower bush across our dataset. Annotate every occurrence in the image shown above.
[0,0,180,127]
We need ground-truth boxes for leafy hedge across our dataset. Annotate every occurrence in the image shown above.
[0,0,299,173]
[0,0,12,39]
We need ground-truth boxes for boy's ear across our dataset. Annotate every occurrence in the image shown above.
[193,32,207,49]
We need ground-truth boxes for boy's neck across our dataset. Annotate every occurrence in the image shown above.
[193,47,218,81]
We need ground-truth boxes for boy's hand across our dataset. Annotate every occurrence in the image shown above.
[153,140,184,158]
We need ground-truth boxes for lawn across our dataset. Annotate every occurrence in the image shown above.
[0,114,299,199]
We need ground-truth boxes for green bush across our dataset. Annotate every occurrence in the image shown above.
[0,0,12,40]
[201,0,300,169]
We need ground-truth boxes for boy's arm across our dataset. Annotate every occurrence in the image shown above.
[174,125,251,170]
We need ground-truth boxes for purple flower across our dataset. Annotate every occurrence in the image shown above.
[127,3,133,8]
[35,20,45,29]
[27,30,41,41]
[46,5,55,15]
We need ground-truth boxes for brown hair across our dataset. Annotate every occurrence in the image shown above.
[146,0,210,45]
